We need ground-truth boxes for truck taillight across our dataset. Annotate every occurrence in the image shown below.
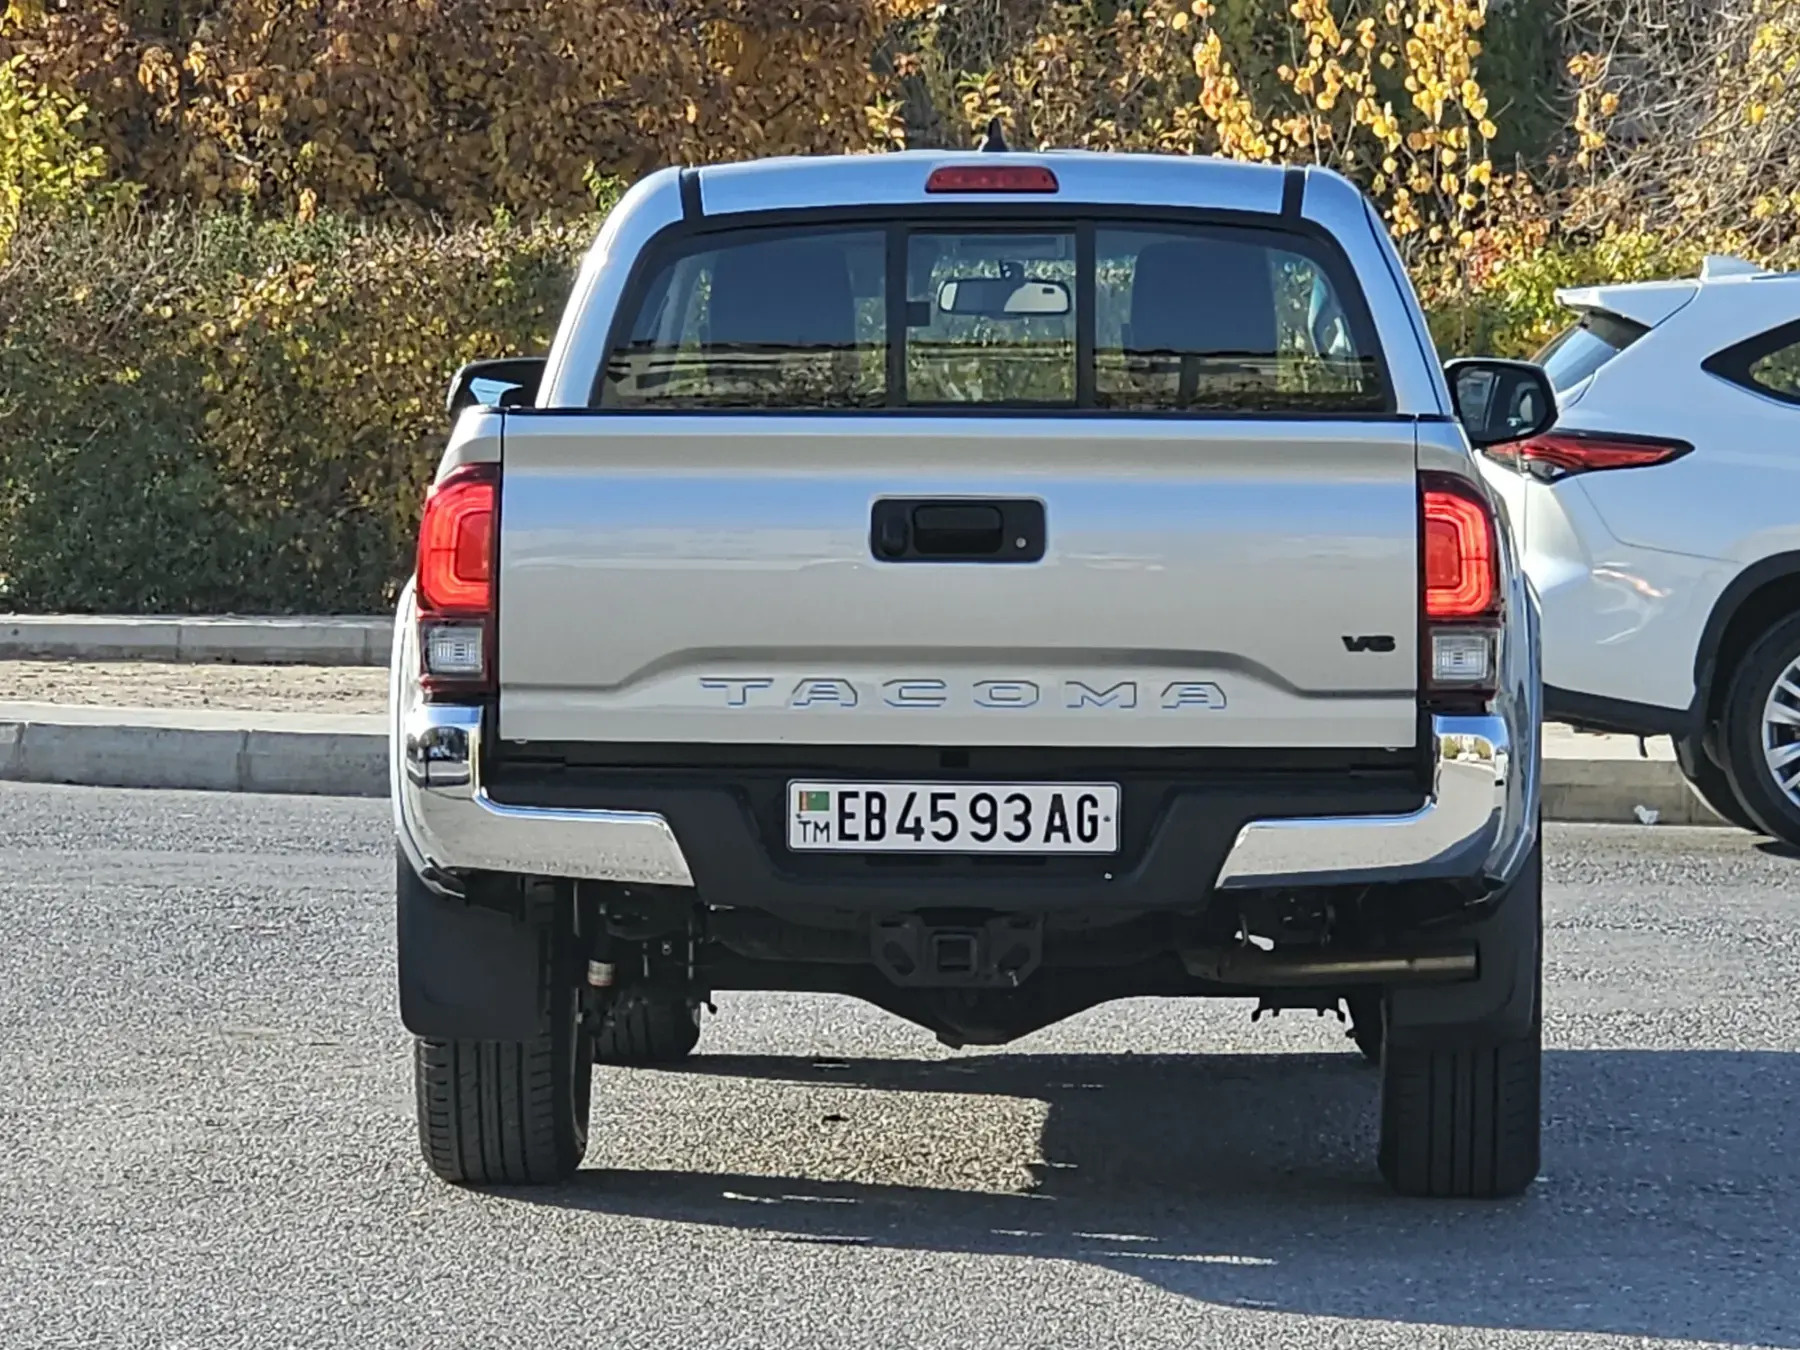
[1421,474,1499,705]
[416,463,497,696]
[1423,482,1495,620]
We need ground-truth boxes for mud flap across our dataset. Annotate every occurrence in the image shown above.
[1384,841,1542,1049]
[395,849,551,1041]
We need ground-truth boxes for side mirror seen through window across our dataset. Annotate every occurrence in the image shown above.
[446,357,547,418]
[1444,357,1558,449]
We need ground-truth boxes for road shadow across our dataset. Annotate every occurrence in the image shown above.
[512,1048,1800,1345]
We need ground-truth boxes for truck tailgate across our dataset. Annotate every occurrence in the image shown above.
[495,414,1419,749]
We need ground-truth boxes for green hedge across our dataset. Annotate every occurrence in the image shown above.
[0,206,592,613]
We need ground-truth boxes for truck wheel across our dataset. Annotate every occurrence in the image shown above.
[408,872,592,1186]
[1718,611,1800,849]
[1675,733,1759,833]
[1377,845,1541,1199]
[1345,992,1384,1065]
[594,990,702,1065]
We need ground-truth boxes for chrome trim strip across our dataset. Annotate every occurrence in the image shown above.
[394,699,696,891]
[1214,713,1518,889]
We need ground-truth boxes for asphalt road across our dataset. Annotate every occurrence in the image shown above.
[1,784,1797,1350]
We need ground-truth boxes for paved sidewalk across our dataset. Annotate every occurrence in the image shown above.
[0,660,386,713]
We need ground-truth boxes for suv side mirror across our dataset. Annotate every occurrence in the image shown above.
[446,357,547,417]
[1444,357,1558,449]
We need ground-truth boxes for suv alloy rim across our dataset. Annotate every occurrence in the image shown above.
[1763,654,1800,808]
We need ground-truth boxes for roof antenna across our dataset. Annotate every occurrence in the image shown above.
[978,116,1008,153]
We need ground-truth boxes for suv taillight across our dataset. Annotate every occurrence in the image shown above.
[1421,473,1500,706]
[1486,429,1691,480]
[416,462,497,697]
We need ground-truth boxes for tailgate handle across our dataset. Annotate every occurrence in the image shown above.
[914,504,1002,554]
[870,498,1045,564]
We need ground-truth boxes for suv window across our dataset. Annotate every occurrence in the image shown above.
[1699,318,1800,406]
[1747,342,1800,399]
[1531,310,1649,393]
[599,219,1388,414]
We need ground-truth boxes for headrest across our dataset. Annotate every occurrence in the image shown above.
[1126,238,1277,356]
[707,237,857,349]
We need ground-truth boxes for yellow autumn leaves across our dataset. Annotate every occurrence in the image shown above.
[3,0,933,223]
[1185,0,1499,251]
[0,55,112,261]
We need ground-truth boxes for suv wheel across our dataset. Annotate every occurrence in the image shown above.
[594,990,702,1065]
[1675,733,1759,833]
[1377,844,1541,1199]
[410,873,592,1186]
[1718,611,1800,849]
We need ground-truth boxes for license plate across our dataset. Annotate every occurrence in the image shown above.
[787,782,1120,854]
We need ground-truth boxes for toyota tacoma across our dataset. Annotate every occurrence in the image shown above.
[392,146,1555,1199]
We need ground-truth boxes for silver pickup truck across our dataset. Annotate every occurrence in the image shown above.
[392,147,1557,1199]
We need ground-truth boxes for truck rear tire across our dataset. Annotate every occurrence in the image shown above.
[1376,845,1542,1199]
[1345,992,1384,1065]
[405,862,592,1186]
[415,1026,591,1186]
[1377,1017,1541,1199]
[593,990,702,1065]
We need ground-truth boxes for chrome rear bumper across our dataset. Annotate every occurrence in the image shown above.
[396,702,694,890]
[1212,712,1527,889]
[395,699,1536,898]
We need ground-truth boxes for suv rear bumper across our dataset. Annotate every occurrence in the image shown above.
[396,701,1535,901]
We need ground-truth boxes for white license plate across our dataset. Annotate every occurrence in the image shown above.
[787,782,1120,854]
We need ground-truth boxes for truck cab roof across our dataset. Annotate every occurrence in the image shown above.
[688,149,1317,218]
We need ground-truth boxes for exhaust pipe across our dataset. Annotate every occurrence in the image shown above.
[1179,944,1476,987]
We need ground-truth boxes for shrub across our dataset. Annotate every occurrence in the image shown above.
[0,203,596,612]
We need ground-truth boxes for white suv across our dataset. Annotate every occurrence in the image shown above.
[1478,256,1800,844]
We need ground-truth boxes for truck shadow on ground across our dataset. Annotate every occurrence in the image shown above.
[515,1047,1799,1345]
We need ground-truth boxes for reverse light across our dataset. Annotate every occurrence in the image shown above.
[1431,629,1495,686]
[925,164,1059,194]
[423,622,486,679]
[1488,429,1691,480]
[416,463,498,693]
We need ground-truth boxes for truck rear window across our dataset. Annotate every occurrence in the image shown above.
[599,220,1388,414]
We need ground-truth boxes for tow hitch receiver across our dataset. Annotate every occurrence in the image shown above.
[873,915,1043,988]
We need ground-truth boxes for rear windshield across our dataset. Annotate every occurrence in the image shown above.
[1531,310,1649,393]
[598,220,1388,414]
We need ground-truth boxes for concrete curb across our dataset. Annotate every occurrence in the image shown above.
[0,704,1732,827]
[0,615,393,666]
[0,706,387,798]
[1542,753,1723,827]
